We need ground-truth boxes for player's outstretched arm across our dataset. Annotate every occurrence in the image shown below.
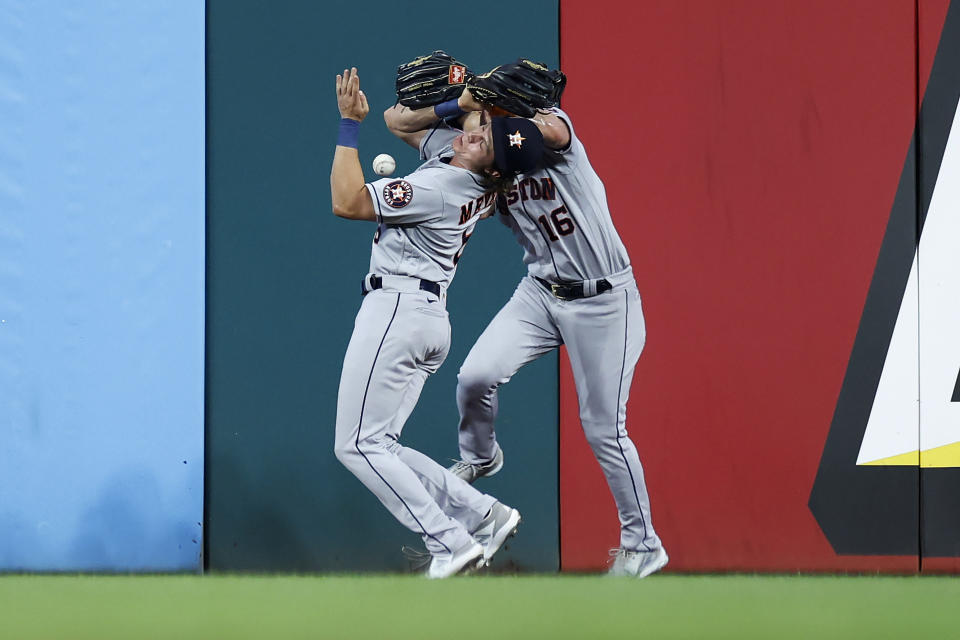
[331,67,376,221]
[383,104,439,134]
[383,100,480,149]
[383,104,433,150]
[384,85,491,148]
[529,111,571,150]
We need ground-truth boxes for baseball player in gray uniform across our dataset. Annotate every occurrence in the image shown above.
[331,68,544,578]
[386,85,668,578]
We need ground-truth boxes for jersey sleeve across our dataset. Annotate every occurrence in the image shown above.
[366,173,445,226]
[419,121,460,161]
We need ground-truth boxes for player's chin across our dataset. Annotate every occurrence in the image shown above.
[452,134,464,151]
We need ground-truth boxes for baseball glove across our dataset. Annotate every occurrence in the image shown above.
[467,59,566,118]
[396,50,472,109]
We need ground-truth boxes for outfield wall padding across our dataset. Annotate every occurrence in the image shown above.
[918,0,960,572]
[205,0,561,572]
[0,0,205,571]
[559,0,957,572]
[4,0,956,575]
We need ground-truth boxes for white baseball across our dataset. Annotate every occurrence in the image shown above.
[373,153,396,176]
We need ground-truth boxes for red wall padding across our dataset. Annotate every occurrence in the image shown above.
[558,0,949,571]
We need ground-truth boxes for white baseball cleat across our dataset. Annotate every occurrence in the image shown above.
[607,545,669,578]
[426,540,484,579]
[471,502,522,564]
[448,447,504,484]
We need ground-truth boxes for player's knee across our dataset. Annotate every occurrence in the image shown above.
[333,440,350,465]
[581,421,619,451]
[335,429,394,469]
[456,362,498,400]
[333,435,362,470]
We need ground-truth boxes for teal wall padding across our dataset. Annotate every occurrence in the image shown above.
[206,0,560,571]
[0,0,205,571]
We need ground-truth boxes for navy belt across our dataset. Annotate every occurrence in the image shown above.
[362,275,441,297]
[535,276,612,301]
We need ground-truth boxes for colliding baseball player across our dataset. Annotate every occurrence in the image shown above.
[330,67,544,578]
[387,54,668,578]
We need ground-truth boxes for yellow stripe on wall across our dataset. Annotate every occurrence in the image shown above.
[861,450,920,466]
[858,441,960,467]
[920,441,960,468]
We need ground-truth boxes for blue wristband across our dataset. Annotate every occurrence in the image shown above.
[434,99,466,120]
[337,118,360,148]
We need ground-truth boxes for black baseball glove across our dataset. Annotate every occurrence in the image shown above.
[396,50,473,109]
[467,59,566,118]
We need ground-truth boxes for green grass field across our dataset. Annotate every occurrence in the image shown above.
[1,574,956,639]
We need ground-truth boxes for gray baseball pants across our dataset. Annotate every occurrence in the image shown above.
[456,273,662,552]
[335,288,496,555]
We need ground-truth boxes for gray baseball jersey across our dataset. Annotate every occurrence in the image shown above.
[366,152,495,290]
[429,111,664,556]
[335,155,500,558]
[421,110,630,282]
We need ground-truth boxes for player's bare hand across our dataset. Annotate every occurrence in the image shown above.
[336,67,369,122]
[457,87,485,112]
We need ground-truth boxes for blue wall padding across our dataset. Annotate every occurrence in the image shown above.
[0,0,205,571]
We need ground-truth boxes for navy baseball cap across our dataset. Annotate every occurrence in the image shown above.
[491,117,544,175]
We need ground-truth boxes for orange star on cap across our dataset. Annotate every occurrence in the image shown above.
[508,131,525,148]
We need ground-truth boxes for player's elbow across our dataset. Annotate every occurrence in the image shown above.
[383,105,416,133]
[332,199,375,221]
[332,187,375,221]
[331,191,359,219]
[536,115,572,150]
[542,128,570,151]
[333,203,365,220]
[383,106,403,132]
[332,200,352,218]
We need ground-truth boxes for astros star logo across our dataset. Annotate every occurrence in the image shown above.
[508,131,525,148]
[383,179,414,208]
